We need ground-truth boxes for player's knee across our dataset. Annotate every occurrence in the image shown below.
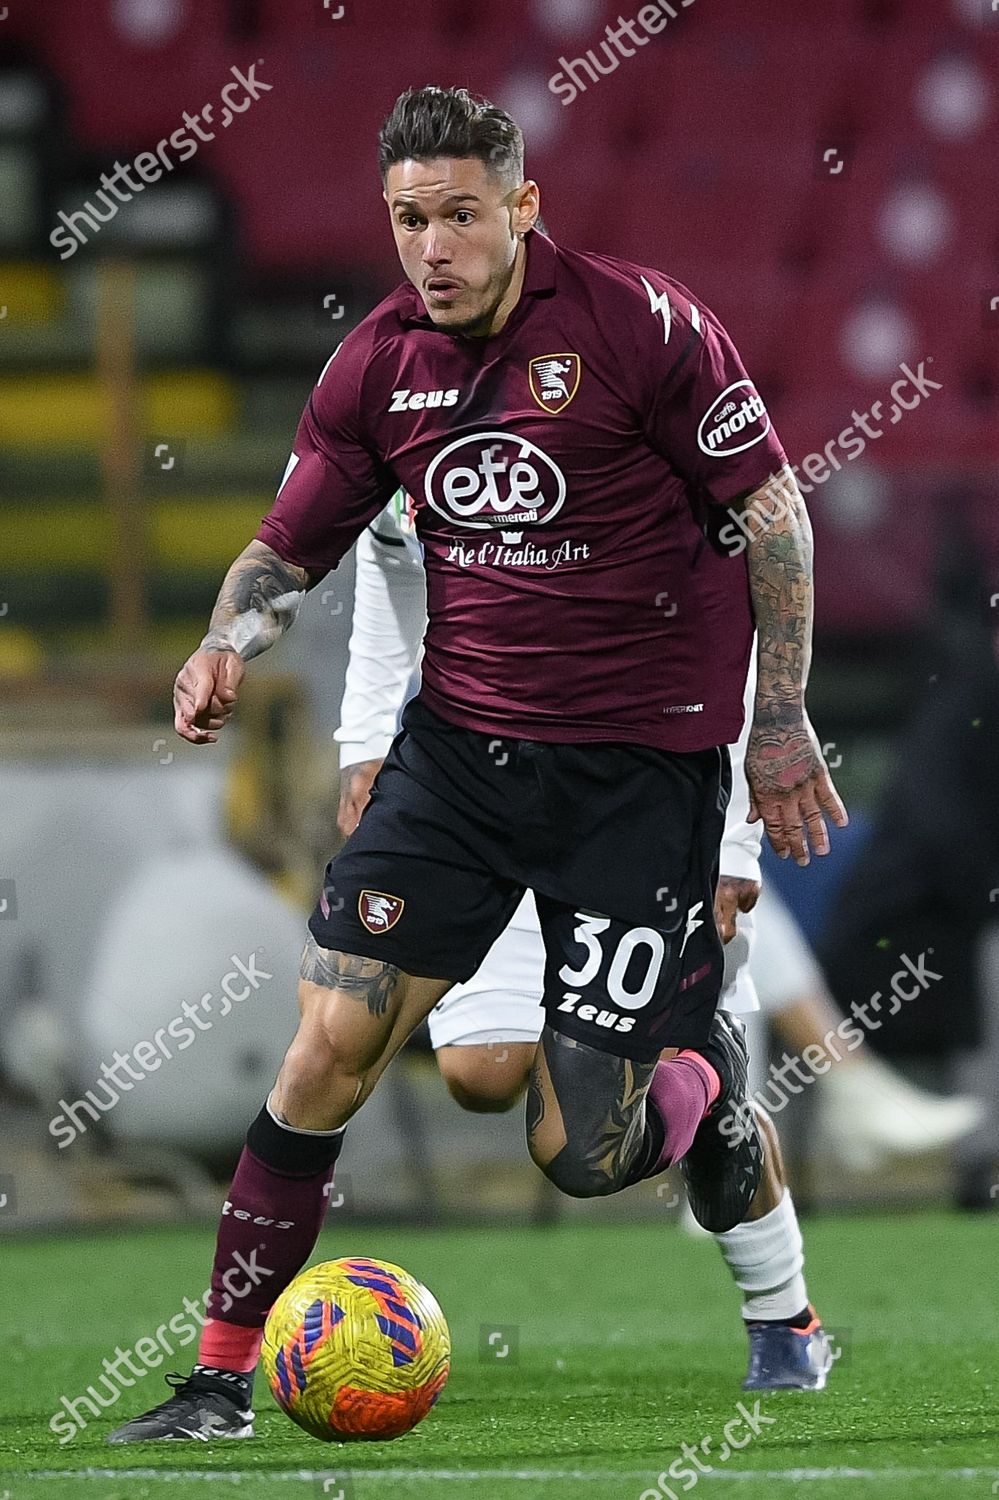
[528,1138,618,1199]
[295,973,389,1073]
[283,1032,358,1091]
[437,1047,527,1113]
[277,1026,367,1125]
[443,1074,520,1113]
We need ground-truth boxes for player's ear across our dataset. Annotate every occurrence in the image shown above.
[512,180,540,238]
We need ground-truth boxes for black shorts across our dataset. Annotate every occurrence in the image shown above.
[311,698,730,1060]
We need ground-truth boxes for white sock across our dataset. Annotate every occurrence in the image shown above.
[712,1188,810,1322]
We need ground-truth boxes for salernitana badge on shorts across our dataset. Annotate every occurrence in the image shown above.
[528,352,581,414]
[358,890,406,934]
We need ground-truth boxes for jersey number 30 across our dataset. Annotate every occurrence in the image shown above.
[559,914,666,1012]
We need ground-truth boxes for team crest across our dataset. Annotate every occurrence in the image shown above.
[358,890,405,934]
[528,353,581,414]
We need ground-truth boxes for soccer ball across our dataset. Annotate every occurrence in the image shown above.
[262,1257,450,1441]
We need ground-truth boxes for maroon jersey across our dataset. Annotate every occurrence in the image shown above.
[258,230,787,751]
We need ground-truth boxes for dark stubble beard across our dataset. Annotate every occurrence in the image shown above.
[431,256,518,338]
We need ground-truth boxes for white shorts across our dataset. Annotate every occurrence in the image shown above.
[427,893,544,1049]
[427,891,760,1050]
[720,906,760,1016]
[747,883,820,1013]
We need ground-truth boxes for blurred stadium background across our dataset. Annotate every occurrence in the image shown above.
[1,0,998,1236]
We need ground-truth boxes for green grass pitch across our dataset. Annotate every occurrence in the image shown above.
[0,1210,995,1500]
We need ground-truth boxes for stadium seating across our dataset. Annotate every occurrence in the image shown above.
[1,0,996,653]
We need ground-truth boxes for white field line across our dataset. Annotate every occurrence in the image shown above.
[8,1466,999,1483]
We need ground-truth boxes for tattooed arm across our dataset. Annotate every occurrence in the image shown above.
[200,538,317,660]
[738,468,847,864]
[173,539,321,745]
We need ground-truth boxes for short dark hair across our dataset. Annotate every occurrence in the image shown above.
[378,86,524,187]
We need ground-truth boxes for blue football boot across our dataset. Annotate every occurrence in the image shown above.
[743,1308,834,1391]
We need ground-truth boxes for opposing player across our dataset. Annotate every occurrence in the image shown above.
[110,85,844,1440]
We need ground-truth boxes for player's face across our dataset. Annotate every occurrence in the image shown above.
[384,157,539,336]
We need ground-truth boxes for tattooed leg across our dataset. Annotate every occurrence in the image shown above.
[526,1027,659,1198]
[299,932,399,1016]
[269,938,452,1131]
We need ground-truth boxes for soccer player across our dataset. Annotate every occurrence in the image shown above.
[110,85,845,1441]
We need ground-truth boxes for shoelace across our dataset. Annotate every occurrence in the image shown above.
[160,1371,242,1407]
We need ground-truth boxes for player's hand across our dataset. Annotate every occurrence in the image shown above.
[173,648,245,744]
[745,714,848,865]
[714,875,760,944]
[337,758,384,837]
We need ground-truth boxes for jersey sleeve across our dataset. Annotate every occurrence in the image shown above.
[641,280,788,507]
[334,511,428,769]
[719,640,763,882]
[256,338,399,574]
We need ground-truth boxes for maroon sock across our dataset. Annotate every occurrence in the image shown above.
[637,1051,720,1180]
[204,1104,344,1335]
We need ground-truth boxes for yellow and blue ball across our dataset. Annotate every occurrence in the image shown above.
[262,1257,450,1441]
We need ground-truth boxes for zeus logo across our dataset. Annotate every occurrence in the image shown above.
[679,901,705,958]
[425,432,567,530]
[640,275,672,344]
[221,1201,294,1229]
[557,994,637,1035]
[389,387,460,412]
